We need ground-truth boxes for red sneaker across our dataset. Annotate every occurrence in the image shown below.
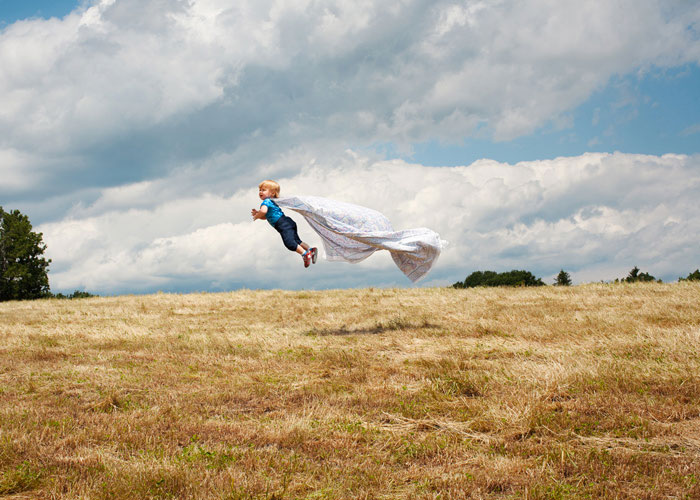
[303,251,312,268]
[310,247,318,264]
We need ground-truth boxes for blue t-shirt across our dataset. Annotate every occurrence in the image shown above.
[261,198,284,226]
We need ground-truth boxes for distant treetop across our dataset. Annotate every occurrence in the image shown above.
[617,266,660,284]
[679,269,700,282]
[453,270,545,288]
[554,269,572,286]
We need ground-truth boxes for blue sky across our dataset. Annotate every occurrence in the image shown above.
[402,66,700,166]
[2,0,699,293]
[0,0,81,26]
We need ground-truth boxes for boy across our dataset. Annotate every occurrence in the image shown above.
[252,180,318,268]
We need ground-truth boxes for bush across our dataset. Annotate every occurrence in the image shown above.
[453,270,545,288]
[51,290,97,300]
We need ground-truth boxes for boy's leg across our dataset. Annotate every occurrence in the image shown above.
[275,216,313,267]
[277,217,303,251]
[298,245,313,267]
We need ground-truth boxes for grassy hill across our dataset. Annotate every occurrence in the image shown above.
[1,284,699,499]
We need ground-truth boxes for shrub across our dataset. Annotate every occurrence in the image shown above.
[453,270,545,288]
[52,290,98,300]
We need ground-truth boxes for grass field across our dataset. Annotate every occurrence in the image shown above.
[1,283,699,499]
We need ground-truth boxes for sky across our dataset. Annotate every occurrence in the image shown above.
[1,0,699,294]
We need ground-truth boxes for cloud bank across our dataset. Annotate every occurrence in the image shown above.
[40,152,700,293]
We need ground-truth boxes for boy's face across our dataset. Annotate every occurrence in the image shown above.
[259,186,275,199]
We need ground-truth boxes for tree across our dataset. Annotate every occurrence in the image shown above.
[0,207,52,301]
[622,266,658,283]
[453,269,545,288]
[554,269,572,286]
[53,290,97,299]
[679,269,700,282]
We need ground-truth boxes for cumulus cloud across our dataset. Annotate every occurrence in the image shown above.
[2,0,700,205]
[39,152,700,293]
[4,1,699,293]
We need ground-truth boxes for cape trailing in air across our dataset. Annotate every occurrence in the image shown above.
[274,196,447,282]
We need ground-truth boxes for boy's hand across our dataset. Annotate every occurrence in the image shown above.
[252,205,267,220]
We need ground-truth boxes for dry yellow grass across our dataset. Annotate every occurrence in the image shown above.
[1,283,699,499]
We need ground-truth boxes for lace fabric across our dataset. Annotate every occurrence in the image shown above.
[275,196,446,282]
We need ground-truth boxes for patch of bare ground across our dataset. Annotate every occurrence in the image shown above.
[1,283,699,498]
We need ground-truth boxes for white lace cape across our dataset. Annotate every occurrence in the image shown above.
[275,196,446,282]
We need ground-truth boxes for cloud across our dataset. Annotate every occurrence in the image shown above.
[681,123,700,136]
[0,148,44,190]
[39,152,700,293]
[3,1,699,292]
[2,0,700,205]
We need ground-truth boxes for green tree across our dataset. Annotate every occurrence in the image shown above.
[679,269,700,282]
[554,269,572,286]
[53,290,97,299]
[453,269,545,288]
[622,266,658,283]
[0,207,52,301]
[463,270,498,288]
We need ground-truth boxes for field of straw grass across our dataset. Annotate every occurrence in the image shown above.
[1,283,699,499]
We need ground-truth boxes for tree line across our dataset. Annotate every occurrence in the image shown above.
[452,266,700,288]
[1,206,699,300]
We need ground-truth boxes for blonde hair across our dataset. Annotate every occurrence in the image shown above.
[258,180,280,197]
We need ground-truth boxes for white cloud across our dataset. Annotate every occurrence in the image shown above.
[0,149,43,190]
[39,152,700,293]
[681,123,700,136]
[3,1,699,292]
[2,0,699,199]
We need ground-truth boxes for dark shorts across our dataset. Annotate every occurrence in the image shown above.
[274,215,302,251]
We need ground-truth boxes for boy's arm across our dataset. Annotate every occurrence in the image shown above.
[251,204,268,221]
